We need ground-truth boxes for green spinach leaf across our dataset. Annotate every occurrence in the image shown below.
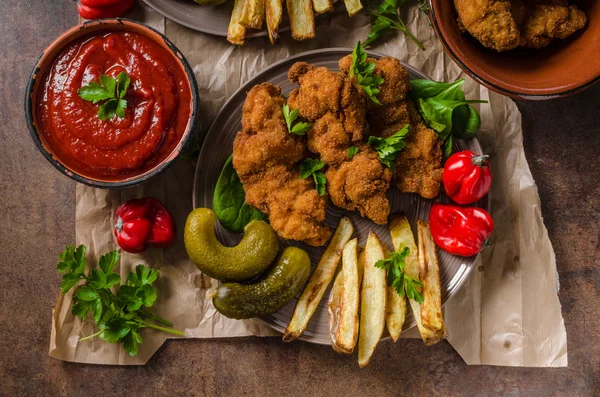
[213,155,267,233]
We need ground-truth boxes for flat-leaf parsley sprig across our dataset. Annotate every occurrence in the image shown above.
[78,71,131,121]
[364,0,424,50]
[299,158,327,196]
[348,42,384,105]
[375,245,424,303]
[283,104,312,136]
[57,244,182,356]
[367,124,410,171]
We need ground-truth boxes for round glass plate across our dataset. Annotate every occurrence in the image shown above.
[193,48,489,345]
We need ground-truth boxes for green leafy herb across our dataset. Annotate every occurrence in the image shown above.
[283,104,312,135]
[419,0,430,14]
[410,78,487,159]
[374,246,424,303]
[57,245,182,356]
[78,71,131,121]
[213,154,268,233]
[364,0,424,50]
[347,146,359,159]
[349,42,384,105]
[299,158,327,196]
[367,124,409,171]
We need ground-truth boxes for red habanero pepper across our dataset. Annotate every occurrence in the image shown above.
[429,204,494,257]
[443,150,492,205]
[114,198,175,253]
[77,0,134,20]
[80,0,122,7]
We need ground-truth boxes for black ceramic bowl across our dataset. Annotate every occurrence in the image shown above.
[24,18,199,188]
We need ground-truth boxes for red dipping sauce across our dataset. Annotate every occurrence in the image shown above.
[37,31,192,179]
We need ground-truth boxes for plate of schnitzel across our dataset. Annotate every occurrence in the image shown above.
[192,48,489,344]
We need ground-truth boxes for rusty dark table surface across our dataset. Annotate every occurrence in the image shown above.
[1,0,599,395]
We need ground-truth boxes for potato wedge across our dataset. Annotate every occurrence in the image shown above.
[417,220,446,333]
[386,278,406,342]
[265,0,283,44]
[342,0,362,17]
[283,217,354,342]
[358,232,387,367]
[240,0,265,29]
[312,0,333,14]
[227,0,247,45]
[286,0,315,41]
[328,238,360,354]
[389,216,447,345]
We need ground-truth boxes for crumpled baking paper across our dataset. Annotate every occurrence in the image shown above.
[49,3,567,366]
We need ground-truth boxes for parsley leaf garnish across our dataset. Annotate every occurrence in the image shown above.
[299,158,327,196]
[78,71,131,121]
[367,124,409,171]
[364,0,424,50]
[283,104,312,135]
[374,245,424,303]
[347,146,359,159]
[349,42,384,105]
[56,244,182,356]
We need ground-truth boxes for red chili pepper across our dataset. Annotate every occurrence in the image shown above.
[443,150,492,205]
[429,204,494,257]
[77,0,134,20]
[80,0,122,7]
[114,198,175,253]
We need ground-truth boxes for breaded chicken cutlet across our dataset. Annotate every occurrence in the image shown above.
[288,62,392,225]
[233,83,332,246]
[454,0,587,51]
[339,55,444,199]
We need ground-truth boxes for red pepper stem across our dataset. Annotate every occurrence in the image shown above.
[472,154,490,167]
[482,238,492,250]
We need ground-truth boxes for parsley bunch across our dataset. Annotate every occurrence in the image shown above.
[283,104,312,135]
[78,72,131,121]
[367,124,409,171]
[375,246,424,303]
[349,42,384,105]
[57,244,182,356]
[299,158,327,196]
[364,0,424,50]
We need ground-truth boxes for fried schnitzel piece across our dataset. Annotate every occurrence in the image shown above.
[394,102,443,199]
[455,0,587,51]
[288,62,391,224]
[325,146,392,225]
[341,55,443,199]
[455,0,521,52]
[233,82,331,246]
[514,1,587,49]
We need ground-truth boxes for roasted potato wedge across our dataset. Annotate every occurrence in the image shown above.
[265,0,283,44]
[286,0,315,41]
[389,216,447,345]
[358,232,387,367]
[328,238,361,354]
[283,217,354,342]
[227,0,247,45]
[312,0,333,14]
[342,0,362,17]
[386,277,407,342]
[417,220,446,333]
[240,0,265,29]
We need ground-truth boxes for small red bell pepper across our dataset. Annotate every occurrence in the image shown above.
[114,198,175,253]
[429,204,494,257]
[77,0,134,20]
[443,150,492,205]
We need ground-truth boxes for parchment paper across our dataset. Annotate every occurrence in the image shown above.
[49,2,567,366]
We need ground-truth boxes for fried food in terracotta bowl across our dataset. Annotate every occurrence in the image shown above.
[429,0,600,99]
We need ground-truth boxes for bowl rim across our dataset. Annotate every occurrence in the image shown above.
[428,0,600,100]
[24,17,199,189]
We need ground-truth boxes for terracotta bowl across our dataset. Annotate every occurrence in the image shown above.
[24,18,199,188]
[429,0,600,99]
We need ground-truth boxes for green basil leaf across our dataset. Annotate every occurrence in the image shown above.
[443,135,454,161]
[410,79,462,100]
[213,155,268,233]
[459,105,481,139]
